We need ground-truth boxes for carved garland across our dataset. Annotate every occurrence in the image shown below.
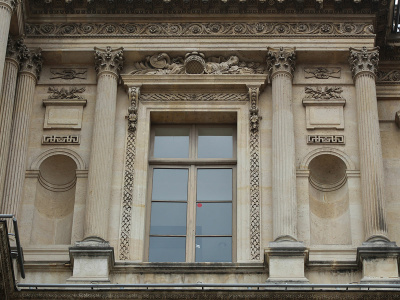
[119,87,139,260]
[25,22,374,38]
[249,87,261,261]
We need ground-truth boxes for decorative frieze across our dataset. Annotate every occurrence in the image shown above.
[302,86,346,130]
[47,87,85,100]
[248,86,261,261]
[307,135,345,145]
[140,93,249,102]
[120,87,140,261]
[94,46,124,77]
[25,22,374,38]
[304,67,341,79]
[131,53,266,75]
[50,68,87,80]
[376,70,400,83]
[349,47,379,79]
[42,135,80,145]
[266,47,296,78]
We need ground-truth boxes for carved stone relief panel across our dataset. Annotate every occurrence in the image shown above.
[42,135,80,145]
[307,135,345,145]
[43,87,87,130]
[304,67,341,79]
[302,86,346,130]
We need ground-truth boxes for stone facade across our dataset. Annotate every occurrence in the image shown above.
[1,0,400,298]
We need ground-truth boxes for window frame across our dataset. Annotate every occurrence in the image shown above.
[145,124,237,263]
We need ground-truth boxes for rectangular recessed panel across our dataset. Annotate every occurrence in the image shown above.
[152,169,188,201]
[195,237,232,263]
[149,237,186,262]
[150,202,187,235]
[198,127,233,158]
[154,127,190,158]
[196,203,232,235]
[197,169,232,201]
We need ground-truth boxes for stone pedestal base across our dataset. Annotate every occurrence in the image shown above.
[357,241,400,284]
[265,241,309,283]
[67,237,114,283]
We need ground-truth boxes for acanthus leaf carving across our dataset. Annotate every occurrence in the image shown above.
[18,44,43,79]
[6,36,24,62]
[304,86,343,99]
[266,47,296,77]
[94,46,124,77]
[130,52,266,75]
[349,46,379,78]
[47,87,85,99]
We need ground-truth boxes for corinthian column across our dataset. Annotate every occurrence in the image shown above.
[265,47,307,283]
[0,1,18,98]
[349,47,389,242]
[84,46,124,240]
[1,45,42,219]
[350,47,400,284]
[267,47,298,242]
[0,37,22,207]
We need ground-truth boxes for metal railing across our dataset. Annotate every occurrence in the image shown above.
[16,282,400,291]
[0,214,25,279]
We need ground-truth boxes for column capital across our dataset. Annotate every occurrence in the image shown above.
[0,0,19,13]
[18,46,43,80]
[94,46,124,77]
[6,36,23,64]
[266,47,296,79]
[349,46,379,79]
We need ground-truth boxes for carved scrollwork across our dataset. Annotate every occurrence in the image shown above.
[140,93,249,102]
[376,70,400,83]
[349,46,379,79]
[25,22,375,38]
[266,47,296,78]
[130,52,266,75]
[94,46,124,77]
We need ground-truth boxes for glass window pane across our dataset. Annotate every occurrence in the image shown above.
[197,169,232,201]
[195,237,232,262]
[150,202,187,235]
[152,169,188,201]
[154,127,190,158]
[198,127,233,158]
[149,237,186,262]
[196,203,232,235]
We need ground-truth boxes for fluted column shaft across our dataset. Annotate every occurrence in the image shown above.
[350,47,389,241]
[0,1,17,99]
[350,47,389,242]
[84,47,124,240]
[267,47,298,242]
[1,46,42,220]
[0,55,19,205]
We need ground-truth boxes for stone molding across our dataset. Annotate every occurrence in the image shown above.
[349,47,379,79]
[266,47,296,78]
[24,22,375,38]
[248,86,261,261]
[131,52,266,75]
[119,87,140,260]
[94,46,124,77]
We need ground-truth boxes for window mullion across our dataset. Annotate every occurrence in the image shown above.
[186,165,196,262]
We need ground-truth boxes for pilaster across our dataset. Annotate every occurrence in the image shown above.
[349,46,400,283]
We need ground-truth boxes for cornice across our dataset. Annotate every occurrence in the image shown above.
[24,22,374,38]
